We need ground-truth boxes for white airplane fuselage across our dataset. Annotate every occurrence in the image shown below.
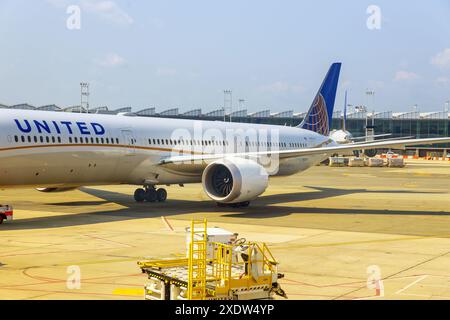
[0,109,333,190]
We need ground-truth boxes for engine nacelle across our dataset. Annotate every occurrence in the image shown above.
[363,149,378,158]
[330,129,354,144]
[202,157,269,204]
[36,187,79,193]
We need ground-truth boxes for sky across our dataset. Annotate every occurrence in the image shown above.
[0,0,449,114]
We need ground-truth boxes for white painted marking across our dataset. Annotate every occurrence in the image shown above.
[395,275,429,294]
[353,295,384,300]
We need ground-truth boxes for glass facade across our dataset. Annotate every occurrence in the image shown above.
[154,113,450,151]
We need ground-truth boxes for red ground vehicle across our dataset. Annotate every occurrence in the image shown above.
[0,205,13,224]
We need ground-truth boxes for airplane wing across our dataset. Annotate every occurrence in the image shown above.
[350,136,415,145]
[351,133,392,141]
[159,137,450,166]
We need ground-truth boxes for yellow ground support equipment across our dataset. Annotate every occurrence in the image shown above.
[138,219,286,300]
[188,219,207,300]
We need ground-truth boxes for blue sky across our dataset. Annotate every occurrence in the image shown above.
[0,0,449,113]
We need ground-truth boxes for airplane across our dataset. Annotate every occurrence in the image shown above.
[329,90,415,157]
[1,62,450,208]
[330,90,392,145]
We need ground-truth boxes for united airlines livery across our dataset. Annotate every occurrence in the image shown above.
[1,63,449,207]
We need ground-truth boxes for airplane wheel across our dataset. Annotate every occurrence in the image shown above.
[144,188,157,202]
[134,188,146,202]
[157,188,167,202]
[0,216,3,224]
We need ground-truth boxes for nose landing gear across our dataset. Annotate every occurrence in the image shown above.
[134,186,168,203]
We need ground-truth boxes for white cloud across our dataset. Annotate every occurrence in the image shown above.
[156,67,177,77]
[431,48,450,68]
[394,70,419,81]
[436,77,449,85]
[81,0,133,25]
[399,60,409,68]
[97,53,126,67]
[47,0,133,25]
[46,0,68,7]
[290,84,306,93]
[150,18,165,29]
[258,81,305,94]
[260,81,289,93]
[365,80,385,89]
[340,80,351,88]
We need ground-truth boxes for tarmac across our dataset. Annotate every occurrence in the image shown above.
[1,159,450,300]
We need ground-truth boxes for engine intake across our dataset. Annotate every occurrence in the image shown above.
[202,158,268,204]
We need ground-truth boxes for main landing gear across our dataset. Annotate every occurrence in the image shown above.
[134,186,167,203]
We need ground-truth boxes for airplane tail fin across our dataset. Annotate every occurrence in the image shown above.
[298,63,341,136]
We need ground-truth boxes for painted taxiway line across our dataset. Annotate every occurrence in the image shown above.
[395,275,429,295]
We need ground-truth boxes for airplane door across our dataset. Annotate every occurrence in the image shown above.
[121,130,136,155]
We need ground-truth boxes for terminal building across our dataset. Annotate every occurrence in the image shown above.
[1,103,449,156]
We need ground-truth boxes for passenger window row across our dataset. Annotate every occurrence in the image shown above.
[13,135,120,145]
[149,138,229,147]
[14,135,61,144]
[68,136,120,145]
[13,135,308,149]
[147,138,307,149]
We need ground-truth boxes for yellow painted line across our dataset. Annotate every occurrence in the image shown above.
[113,288,144,296]
[55,257,139,267]
[414,172,432,177]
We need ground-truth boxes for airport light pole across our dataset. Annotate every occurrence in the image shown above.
[365,89,375,112]
[238,99,246,120]
[224,90,232,122]
[80,82,90,114]
[239,99,245,110]
[365,89,375,140]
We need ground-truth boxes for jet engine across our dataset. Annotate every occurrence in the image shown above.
[36,187,79,193]
[363,149,378,158]
[202,157,269,204]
